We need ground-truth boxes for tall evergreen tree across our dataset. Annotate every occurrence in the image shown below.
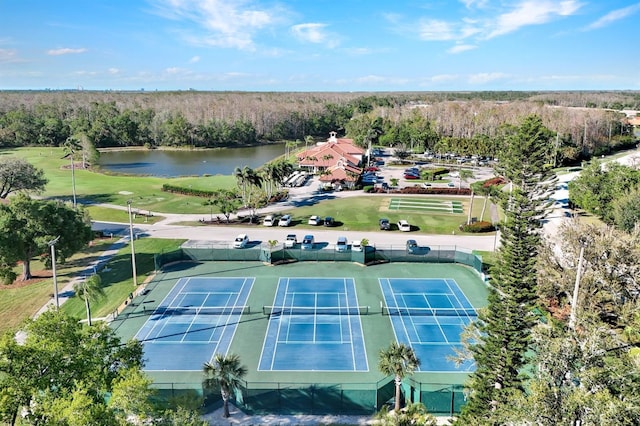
[456,115,556,424]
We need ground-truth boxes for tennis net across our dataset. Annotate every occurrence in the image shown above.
[263,305,369,316]
[156,306,251,315]
[382,306,477,317]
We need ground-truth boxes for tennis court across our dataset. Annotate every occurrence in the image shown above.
[258,277,368,371]
[111,259,488,415]
[135,276,254,371]
[388,197,464,214]
[379,278,476,372]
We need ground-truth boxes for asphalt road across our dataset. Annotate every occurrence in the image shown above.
[92,149,640,253]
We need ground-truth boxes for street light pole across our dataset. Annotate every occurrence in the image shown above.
[127,200,138,287]
[47,236,61,309]
[569,239,587,330]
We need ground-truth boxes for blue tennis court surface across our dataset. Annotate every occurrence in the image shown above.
[136,277,254,371]
[258,277,368,371]
[379,278,476,372]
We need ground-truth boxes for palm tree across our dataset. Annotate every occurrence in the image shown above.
[203,353,247,418]
[73,273,105,326]
[459,169,476,225]
[233,166,249,205]
[378,342,421,413]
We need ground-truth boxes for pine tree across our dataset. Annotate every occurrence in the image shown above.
[456,115,556,424]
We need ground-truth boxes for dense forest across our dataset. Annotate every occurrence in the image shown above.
[0,90,638,166]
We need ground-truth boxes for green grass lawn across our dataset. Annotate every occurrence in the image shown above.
[61,238,185,321]
[1,238,119,334]
[272,195,490,235]
[5,147,236,215]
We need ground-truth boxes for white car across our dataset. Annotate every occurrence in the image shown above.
[278,214,292,227]
[351,240,363,252]
[284,234,297,248]
[233,234,249,248]
[335,236,348,252]
[308,215,322,226]
[263,215,276,227]
[398,220,411,232]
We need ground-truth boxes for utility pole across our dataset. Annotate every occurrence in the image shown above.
[569,239,587,330]
[127,200,138,287]
[47,236,61,309]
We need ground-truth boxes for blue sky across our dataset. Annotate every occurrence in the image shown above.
[1,0,639,91]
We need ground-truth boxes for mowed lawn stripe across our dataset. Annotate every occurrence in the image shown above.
[389,198,465,214]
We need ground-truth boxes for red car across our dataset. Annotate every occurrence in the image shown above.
[365,166,380,172]
[404,173,420,180]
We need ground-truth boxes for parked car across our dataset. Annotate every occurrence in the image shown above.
[233,234,249,248]
[379,218,391,230]
[263,215,276,227]
[365,166,380,172]
[324,216,335,227]
[421,182,432,188]
[284,234,297,248]
[278,214,292,227]
[301,234,315,250]
[335,236,348,252]
[404,173,420,180]
[308,215,322,226]
[406,239,418,254]
[351,240,363,252]
[398,220,411,232]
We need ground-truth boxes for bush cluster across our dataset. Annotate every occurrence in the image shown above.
[161,184,216,197]
[459,221,495,233]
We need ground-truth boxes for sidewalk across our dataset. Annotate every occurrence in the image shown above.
[32,237,129,319]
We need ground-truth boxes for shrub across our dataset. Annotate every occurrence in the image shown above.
[0,268,17,285]
[460,221,495,233]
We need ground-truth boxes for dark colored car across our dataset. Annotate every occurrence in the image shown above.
[379,218,391,230]
[406,239,419,254]
[324,216,335,227]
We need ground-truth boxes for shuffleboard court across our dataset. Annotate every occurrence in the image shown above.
[388,197,464,214]
[136,276,254,371]
[379,278,476,372]
[258,277,368,371]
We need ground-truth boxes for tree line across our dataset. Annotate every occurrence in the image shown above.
[1,91,637,168]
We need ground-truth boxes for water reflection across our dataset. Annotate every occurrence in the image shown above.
[99,144,285,177]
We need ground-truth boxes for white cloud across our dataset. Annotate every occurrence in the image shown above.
[460,0,488,9]
[189,55,201,63]
[108,68,120,75]
[585,3,640,30]
[468,72,510,84]
[448,44,477,53]
[487,0,583,39]
[165,67,189,75]
[47,47,87,55]
[150,0,287,51]
[0,48,20,63]
[418,19,458,41]
[291,23,339,48]
[430,74,459,83]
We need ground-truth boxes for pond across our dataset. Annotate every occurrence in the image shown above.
[98,144,286,177]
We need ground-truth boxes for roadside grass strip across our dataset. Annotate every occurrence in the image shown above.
[389,198,464,214]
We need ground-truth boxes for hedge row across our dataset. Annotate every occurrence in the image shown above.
[459,221,495,233]
[368,186,472,196]
[161,184,217,198]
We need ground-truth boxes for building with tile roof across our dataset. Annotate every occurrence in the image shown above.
[296,132,364,188]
